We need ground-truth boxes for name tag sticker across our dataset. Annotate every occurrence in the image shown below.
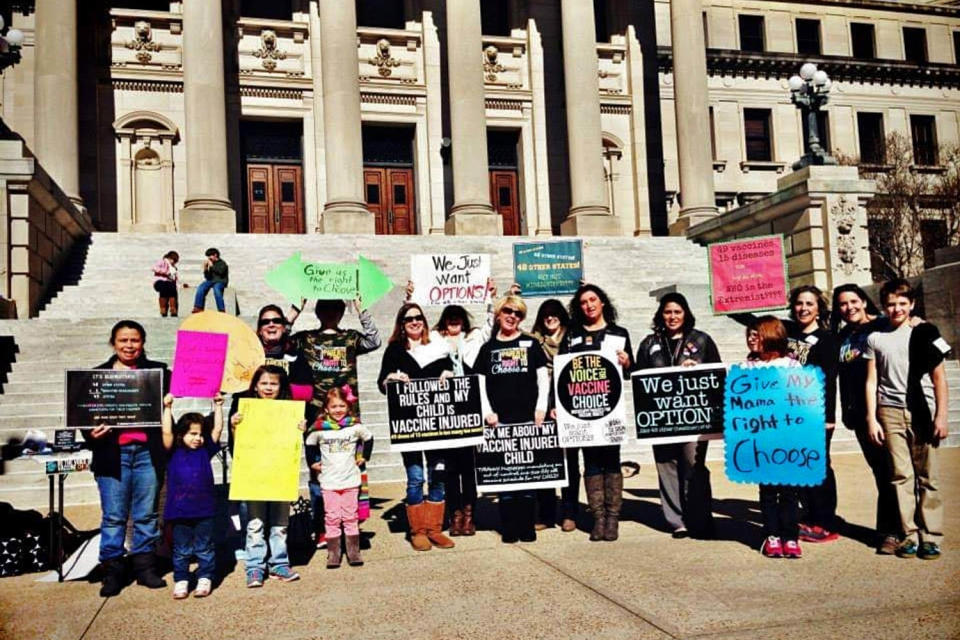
[934,337,951,354]
[519,340,533,348]
[649,344,662,354]
[805,334,819,345]
[570,336,583,346]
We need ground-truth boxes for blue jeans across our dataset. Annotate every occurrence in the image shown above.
[171,517,216,582]
[402,450,445,504]
[193,280,226,312]
[245,501,289,574]
[95,444,159,561]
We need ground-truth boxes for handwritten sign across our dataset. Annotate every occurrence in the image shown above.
[708,235,788,314]
[410,254,490,306]
[387,375,484,451]
[474,421,568,493]
[632,364,726,444]
[513,240,583,297]
[65,369,163,428]
[229,398,305,501]
[265,252,394,309]
[170,330,228,398]
[179,312,265,393]
[723,364,826,486]
[553,352,627,447]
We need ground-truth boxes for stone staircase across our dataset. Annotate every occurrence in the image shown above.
[0,232,957,507]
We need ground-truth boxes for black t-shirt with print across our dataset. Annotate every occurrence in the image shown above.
[474,334,548,424]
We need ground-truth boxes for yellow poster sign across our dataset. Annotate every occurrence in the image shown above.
[179,311,266,393]
[228,398,305,502]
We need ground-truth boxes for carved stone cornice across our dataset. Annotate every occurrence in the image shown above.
[125,20,162,64]
[657,47,960,89]
[111,79,183,93]
[368,38,401,77]
[253,29,286,71]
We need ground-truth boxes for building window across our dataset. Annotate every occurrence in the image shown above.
[744,109,772,161]
[903,27,928,64]
[851,23,876,59]
[954,31,960,66]
[857,113,885,164]
[739,15,765,52]
[796,19,821,55]
[241,0,292,20]
[594,0,609,42]
[481,0,512,36]
[910,115,938,166]
[356,0,405,29]
[709,107,717,160]
[802,112,830,156]
[703,11,710,48]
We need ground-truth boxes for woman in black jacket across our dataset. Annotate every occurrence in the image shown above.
[82,320,169,596]
[559,284,634,542]
[635,293,720,539]
[377,303,455,552]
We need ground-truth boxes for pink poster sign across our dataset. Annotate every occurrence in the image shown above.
[708,235,788,314]
[170,330,229,398]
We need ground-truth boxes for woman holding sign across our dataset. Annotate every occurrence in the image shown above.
[378,303,456,551]
[82,320,169,597]
[473,295,550,543]
[636,293,721,539]
[559,284,634,542]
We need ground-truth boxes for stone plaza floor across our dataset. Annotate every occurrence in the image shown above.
[1,449,958,640]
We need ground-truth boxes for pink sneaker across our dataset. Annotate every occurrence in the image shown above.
[761,536,783,558]
[783,539,803,558]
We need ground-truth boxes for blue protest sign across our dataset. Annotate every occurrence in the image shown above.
[723,363,826,486]
[513,240,583,297]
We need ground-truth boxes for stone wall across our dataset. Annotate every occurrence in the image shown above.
[685,165,875,291]
[0,136,93,318]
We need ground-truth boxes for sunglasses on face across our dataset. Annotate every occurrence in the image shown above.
[500,307,523,318]
[403,314,425,324]
[258,317,285,327]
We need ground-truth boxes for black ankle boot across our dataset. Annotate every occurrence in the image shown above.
[99,557,126,597]
[131,552,166,589]
[499,500,518,543]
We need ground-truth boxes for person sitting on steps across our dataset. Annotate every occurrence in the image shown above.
[192,248,229,313]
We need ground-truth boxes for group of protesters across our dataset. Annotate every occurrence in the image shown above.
[83,266,950,598]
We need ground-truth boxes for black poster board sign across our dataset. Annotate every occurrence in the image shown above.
[631,363,726,444]
[474,421,568,493]
[387,375,484,451]
[53,429,82,452]
[65,369,163,428]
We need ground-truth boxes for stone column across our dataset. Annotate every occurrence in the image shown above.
[558,0,620,236]
[668,0,717,235]
[179,0,236,231]
[33,0,81,207]
[444,0,501,235]
[317,0,373,233]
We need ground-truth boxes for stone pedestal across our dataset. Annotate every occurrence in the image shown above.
[445,209,504,236]
[560,210,622,236]
[318,203,376,234]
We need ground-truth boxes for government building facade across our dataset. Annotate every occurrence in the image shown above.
[1,0,959,239]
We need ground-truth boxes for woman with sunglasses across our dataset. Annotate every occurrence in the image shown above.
[559,283,634,541]
[378,303,456,551]
[473,295,550,543]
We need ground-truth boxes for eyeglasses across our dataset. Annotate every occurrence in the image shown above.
[500,307,523,318]
[403,314,425,324]
[258,317,285,327]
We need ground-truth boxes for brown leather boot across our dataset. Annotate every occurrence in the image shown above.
[168,297,179,317]
[585,475,605,541]
[424,501,455,548]
[462,503,476,536]
[344,535,363,566]
[326,535,342,568]
[449,509,464,536]
[406,503,431,551]
[603,472,624,541]
[158,298,169,317]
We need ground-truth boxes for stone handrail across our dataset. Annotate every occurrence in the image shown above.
[684,165,876,291]
[0,131,93,318]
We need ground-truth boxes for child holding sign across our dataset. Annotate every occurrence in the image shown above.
[744,317,804,559]
[161,393,224,599]
[230,365,306,587]
[305,386,374,569]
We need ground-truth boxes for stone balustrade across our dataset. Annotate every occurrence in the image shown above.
[685,165,876,291]
[0,135,93,318]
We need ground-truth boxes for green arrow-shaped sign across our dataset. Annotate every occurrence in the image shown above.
[265,253,395,309]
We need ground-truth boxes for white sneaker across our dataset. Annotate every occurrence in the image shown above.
[194,578,212,598]
[172,580,189,599]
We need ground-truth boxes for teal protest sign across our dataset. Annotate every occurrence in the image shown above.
[513,240,583,297]
[723,364,826,486]
[265,253,394,310]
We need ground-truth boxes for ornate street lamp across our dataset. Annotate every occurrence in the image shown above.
[789,62,836,170]
[0,15,25,73]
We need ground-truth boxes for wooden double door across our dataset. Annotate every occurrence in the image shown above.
[364,167,415,235]
[246,164,304,234]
